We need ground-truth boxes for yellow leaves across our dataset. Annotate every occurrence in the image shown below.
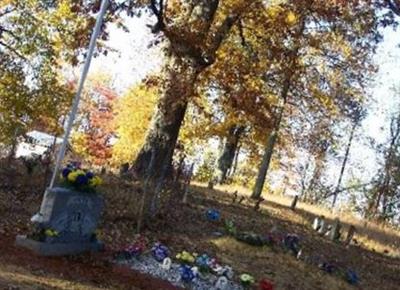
[267,94,280,106]
[267,5,283,19]
[111,83,158,166]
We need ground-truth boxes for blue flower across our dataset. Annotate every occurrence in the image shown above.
[346,269,359,285]
[196,254,211,269]
[152,243,169,262]
[206,209,220,221]
[179,264,195,282]
[62,168,71,178]
[86,172,94,179]
[283,234,300,255]
[76,174,89,186]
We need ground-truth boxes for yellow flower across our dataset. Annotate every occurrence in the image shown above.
[67,171,79,182]
[45,229,58,237]
[286,11,297,25]
[89,176,103,187]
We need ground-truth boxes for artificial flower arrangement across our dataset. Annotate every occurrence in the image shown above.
[152,242,169,262]
[60,163,102,193]
[176,250,197,264]
[240,273,255,287]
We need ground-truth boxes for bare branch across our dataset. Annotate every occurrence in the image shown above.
[0,40,27,61]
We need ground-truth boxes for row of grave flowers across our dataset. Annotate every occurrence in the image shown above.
[114,209,359,289]
[116,236,272,290]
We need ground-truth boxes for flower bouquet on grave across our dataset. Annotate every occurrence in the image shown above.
[224,219,237,236]
[179,264,196,283]
[176,250,197,264]
[60,163,103,193]
[27,227,59,242]
[282,234,301,256]
[236,232,265,247]
[152,242,169,262]
[206,209,221,221]
[117,236,148,260]
[195,253,213,273]
[344,269,359,285]
[240,273,255,288]
[259,278,274,290]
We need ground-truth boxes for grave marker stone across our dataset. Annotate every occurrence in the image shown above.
[290,195,299,211]
[313,216,322,231]
[317,216,328,236]
[329,218,342,241]
[16,187,104,256]
[345,225,356,246]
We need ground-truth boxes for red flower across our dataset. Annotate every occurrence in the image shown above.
[259,279,274,290]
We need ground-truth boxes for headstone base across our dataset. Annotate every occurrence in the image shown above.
[16,235,104,256]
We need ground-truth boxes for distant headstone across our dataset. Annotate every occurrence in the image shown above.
[329,218,341,241]
[317,217,328,236]
[290,195,299,211]
[16,187,104,256]
[345,225,356,246]
[312,217,322,231]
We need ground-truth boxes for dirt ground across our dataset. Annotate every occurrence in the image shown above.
[0,166,399,290]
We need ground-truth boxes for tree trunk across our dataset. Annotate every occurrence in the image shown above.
[230,142,241,177]
[331,121,357,208]
[133,0,249,181]
[133,55,199,180]
[251,78,290,199]
[217,125,245,183]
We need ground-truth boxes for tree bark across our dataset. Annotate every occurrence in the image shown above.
[217,125,245,183]
[133,55,198,180]
[251,78,290,199]
[331,121,357,208]
[133,0,252,181]
[230,141,241,177]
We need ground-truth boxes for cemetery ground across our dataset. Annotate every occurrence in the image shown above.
[0,162,400,290]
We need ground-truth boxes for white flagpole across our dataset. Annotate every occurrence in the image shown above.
[49,0,109,189]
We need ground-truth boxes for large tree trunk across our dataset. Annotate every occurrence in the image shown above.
[251,78,290,199]
[217,125,245,183]
[133,0,252,181]
[133,55,199,180]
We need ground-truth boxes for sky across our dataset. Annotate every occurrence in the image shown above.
[86,11,400,204]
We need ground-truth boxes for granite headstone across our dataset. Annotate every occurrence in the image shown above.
[16,187,104,256]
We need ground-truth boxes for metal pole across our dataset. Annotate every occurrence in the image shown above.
[48,0,109,189]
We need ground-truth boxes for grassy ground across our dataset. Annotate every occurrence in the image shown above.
[211,182,400,258]
[0,163,399,289]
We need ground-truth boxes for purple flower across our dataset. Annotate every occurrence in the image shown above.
[62,168,71,178]
[76,174,89,186]
[86,172,94,179]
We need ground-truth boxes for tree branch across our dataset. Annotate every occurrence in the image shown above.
[0,40,27,61]
[386,0,400,16]
[149,0,165,33]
